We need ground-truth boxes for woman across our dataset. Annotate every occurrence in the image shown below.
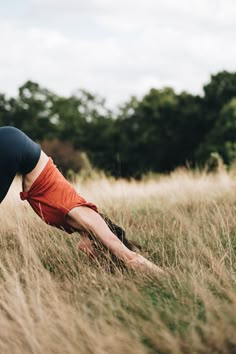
[0,126,163,274]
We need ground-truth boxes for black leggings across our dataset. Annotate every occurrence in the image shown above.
[0,126,41,203]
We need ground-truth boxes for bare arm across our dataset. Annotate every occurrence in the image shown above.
[66,206,164,274]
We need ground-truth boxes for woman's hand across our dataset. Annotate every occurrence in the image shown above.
[126,253,165,274]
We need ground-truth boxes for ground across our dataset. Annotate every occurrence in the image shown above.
[0,168,236,354]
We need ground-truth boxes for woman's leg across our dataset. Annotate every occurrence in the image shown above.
[0,127,42,203]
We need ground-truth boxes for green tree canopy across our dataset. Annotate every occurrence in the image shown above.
[197,98,236,164]
[115,88,204,176]
[0,70,235,177]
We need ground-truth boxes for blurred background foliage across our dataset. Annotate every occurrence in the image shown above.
[0,70,236,178]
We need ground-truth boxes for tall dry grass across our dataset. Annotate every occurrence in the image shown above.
[0,169,236,354]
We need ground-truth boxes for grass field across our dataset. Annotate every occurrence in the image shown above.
[0,168,236,354]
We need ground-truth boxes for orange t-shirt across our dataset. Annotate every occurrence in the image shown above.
[20,158,98,233]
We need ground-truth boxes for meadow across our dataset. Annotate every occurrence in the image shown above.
[0,168,236,354]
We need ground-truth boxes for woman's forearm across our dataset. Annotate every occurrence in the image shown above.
[94,230,163,273]
[67,206,164,274]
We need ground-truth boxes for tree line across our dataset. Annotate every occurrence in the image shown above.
[0,70,236,177]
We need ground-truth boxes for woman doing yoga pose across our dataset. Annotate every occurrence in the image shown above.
[0,126,163,274]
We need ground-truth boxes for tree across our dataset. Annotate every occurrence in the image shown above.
[115,88,204,177]
[0,71,235,176]
[9,81,57,140]
[196,71,236,164]
[0,94,12,126]
[196,98,236,165]
[203,71,236,112]
[51,89,119,173]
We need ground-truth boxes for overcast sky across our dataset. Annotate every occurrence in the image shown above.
[0,0,235,108]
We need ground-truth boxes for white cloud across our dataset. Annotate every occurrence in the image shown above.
[0,0,235,108]
[28,0,236,26]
